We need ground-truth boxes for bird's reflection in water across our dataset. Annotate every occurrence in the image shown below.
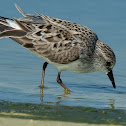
[40,87,70,102]
[40,87,44,102]
[108,99,115,109]
[40,87,116,111]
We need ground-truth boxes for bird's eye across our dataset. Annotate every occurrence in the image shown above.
[106,62,111,66]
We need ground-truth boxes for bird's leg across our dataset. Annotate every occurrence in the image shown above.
[56,72,71,92]
[40,87,44,102]
[40,62,48,88]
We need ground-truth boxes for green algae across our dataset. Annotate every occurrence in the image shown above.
[0,100,125,125]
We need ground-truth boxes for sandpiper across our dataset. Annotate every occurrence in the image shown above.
[0,4,116,91]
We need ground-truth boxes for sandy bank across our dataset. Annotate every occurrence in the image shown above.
[0,116,121,126]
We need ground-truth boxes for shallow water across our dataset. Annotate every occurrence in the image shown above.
[0,0,126,110]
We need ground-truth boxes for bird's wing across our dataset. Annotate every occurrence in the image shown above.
[25,13,84,64]
[0,5,98,64]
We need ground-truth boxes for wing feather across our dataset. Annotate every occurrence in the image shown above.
[10,16,93,64]
[0,5,98,64]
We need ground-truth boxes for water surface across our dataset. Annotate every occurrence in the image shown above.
[0,0,126,110]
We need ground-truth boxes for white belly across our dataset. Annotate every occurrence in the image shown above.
[49,59,94,73]
[27,49,94,73]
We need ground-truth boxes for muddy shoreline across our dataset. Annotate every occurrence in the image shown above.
[0,100,125,125]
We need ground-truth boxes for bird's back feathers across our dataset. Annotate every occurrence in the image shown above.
[0,4,98,64]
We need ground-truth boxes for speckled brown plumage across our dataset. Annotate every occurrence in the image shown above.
[0,4,116,91]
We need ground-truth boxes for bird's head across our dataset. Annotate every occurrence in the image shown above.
[94,40,116,88]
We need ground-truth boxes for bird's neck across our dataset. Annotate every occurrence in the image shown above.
[92,40,105,72]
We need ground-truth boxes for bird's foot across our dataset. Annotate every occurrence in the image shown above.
[38,85,45,88]
[64,89,71,94]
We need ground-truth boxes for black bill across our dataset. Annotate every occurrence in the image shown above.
[107,70,116,88]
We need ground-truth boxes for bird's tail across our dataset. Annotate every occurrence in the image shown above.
[0,4,42,46]
[0,16,13,32]
[0,16,28,45]
[0,4,27,32]
[0,5,28,45]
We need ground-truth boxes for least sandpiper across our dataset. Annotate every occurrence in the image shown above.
[0,4,116,91]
